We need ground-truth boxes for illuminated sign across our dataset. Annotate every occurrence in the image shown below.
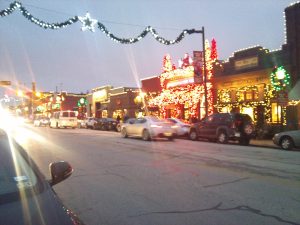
[161,66,196,88]
[0,81,11,86]
[93,89,107,102]
[234,57,258,71]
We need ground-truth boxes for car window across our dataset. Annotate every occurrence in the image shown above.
[0,134,39,199]
[204,115,214,123]
[148,117,160,122]
[69,112,76,117]
[167,118,176,124]
[136,118,146,124]
[127,118,136,124]
[61,112,68,117]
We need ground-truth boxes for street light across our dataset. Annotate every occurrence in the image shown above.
[193,27,208,118]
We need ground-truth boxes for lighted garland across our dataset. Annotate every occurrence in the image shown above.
[1,1,202,45]
[270,66,290,91]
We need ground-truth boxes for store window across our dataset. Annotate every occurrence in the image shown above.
[220,107,230,113]
[245,91,253,100]
[240,107,254,120]
[271,103,281,123]
[102,110,108,118]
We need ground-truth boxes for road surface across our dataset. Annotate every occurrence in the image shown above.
[11,124,300,225]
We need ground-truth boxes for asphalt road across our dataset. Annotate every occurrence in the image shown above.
[11,124,300,225]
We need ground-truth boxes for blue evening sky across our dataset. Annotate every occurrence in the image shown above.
[0,0,297,93]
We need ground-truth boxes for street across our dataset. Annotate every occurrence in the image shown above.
[11,124,300,225]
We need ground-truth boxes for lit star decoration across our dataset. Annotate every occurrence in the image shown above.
[0,1,203,45]
[78,12,98,32]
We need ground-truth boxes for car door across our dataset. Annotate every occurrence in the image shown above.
[135,118,147,137]
[198,115,214,138]
[125,118,136,135]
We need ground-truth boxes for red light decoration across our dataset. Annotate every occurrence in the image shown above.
[148,40,216,119]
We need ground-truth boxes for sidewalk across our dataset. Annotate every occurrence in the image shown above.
[250,138,277,149]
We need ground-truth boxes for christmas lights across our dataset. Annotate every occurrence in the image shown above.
[270,66,290,91]
[1,1,203,45]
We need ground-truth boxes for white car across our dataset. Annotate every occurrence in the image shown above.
[121,116,176,141]
[33,116,50,127]
[85,117,98,129]
[166,118,190,137]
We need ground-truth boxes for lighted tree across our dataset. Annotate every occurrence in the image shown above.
[204,39,214,115]
[210,38,218,62]
[162,54,174,73]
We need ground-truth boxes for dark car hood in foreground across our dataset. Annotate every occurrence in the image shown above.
[0,186,82,225]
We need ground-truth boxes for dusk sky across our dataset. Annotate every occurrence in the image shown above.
[0,0,297,94]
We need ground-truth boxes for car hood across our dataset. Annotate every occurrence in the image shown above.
[276,130,300,137]
[0,187,82,225]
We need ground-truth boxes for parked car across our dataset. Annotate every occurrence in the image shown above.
[94,118,119,131]
[50,111,77,129]
[166,118,190,137]
[189,113,255,145]
[33,116,50,127]
[273,129,300,150]
[85,117,98,129]
[0,129,83,225]
[121,116,176,141]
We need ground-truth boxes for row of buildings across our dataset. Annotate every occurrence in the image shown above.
[17,2,300,133]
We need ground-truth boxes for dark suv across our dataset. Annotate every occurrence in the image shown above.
[189,113,255,145]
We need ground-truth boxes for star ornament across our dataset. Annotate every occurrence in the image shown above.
[78,12,98,32]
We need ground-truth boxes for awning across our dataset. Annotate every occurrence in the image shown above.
[289,80,300,100]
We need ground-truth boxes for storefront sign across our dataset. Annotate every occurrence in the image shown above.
[162,66,195,88]
[93,89,107,102]
[234,57,258,71]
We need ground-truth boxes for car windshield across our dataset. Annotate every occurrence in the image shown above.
[0,132,38,198]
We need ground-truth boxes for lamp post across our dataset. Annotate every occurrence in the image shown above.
[274,67,288,131]
[194,27,208,118]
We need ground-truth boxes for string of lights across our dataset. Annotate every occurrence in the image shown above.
[0,1,202,45]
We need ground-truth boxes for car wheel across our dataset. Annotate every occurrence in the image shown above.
[243,124,254,135]
[142,129,151,141]
[239,137,250,146]
[217,131,228,144]
[280,136,294,150]
[189,130,198,141]
[121,128,128,138]
[117,124,121,132]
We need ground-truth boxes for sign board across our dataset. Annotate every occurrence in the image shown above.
[277,90,288,106]
[162,66,196,88]
[0,81,11,86]
[193,51,203,77]
[234,57,258,71]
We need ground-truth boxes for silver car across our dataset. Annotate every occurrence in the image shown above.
[121,116,176,141]
[166,118,190,137]
[273,129,300,150]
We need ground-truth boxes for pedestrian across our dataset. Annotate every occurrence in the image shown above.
[123,114,129,122]
[116,115,121,122]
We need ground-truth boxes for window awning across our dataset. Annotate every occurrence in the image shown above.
[289,80,300,101]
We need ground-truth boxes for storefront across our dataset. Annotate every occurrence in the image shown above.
[142,46,216,121]
[91,86,111,118]
[214,46,296,134]
[108,87,141,119]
